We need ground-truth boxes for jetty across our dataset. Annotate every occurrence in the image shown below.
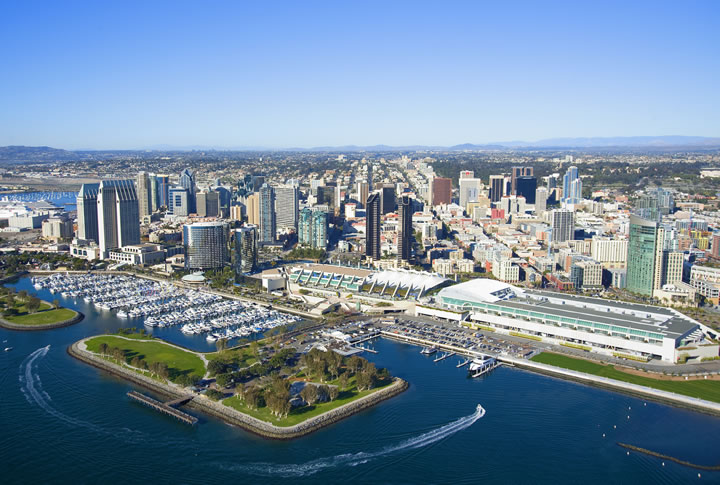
[127,391,198,425]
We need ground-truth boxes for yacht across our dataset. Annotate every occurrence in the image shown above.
[420,347,437,355]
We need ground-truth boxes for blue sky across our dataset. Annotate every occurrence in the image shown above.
[1,1,718,149]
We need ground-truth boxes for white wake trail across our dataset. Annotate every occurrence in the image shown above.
[219,405,485,477]
[19,345,102,431]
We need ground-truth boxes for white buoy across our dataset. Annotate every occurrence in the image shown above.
[662,462,665,466]
[627,451,630,455]
[627,415,630,419]
[614,425,617,429]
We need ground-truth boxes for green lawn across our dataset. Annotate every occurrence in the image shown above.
[531,352,720,403]
[85,336,206,382]
[207,346,258,367]
[3,300,78,326]
[223,378,393,427]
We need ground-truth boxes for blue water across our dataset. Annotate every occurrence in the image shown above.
[2,191,77,212]
[2,277,719,484]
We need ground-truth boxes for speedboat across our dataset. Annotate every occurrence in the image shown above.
[420,347,437,355]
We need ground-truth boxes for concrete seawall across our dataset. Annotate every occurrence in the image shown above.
[68,339,408,439]
[504,356,720,417]
[382,330,720,417]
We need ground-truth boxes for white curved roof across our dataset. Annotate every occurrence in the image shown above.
[366,269,449,292]
[438,278,523,303]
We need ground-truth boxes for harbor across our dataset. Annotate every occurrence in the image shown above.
[32,273,301,345]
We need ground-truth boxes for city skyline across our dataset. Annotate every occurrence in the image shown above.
[1,1,719,149]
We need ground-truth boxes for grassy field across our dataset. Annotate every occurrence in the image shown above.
[206,346,258,367]
[224,377,393,427]
[3,300,77,326]
[85,336,206,382]
[531,352,720,403]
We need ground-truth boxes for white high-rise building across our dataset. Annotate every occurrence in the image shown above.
[275,184,299,231]
[459,177,484,212]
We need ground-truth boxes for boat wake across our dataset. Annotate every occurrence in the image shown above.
[18,346,153,444]
[217,404,485,477]
[19,345,107,433]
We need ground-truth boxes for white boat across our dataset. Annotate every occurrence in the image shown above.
[117,310,128,318]
[420,347,437,355]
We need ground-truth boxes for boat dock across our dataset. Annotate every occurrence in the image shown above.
[127,391,198,425]
[434,351,456,362]
[456,359,470,368]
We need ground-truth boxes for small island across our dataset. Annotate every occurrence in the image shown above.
[69,329,408,438]
[0,287,83,331]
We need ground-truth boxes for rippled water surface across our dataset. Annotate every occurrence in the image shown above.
[2,277,719,484]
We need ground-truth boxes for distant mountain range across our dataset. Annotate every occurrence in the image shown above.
[1,136,719,162]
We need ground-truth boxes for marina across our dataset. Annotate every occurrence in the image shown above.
[32,273,301,344]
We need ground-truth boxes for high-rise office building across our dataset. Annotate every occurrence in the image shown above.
[259,183,276,244]
[155,174,170,209]
[366,192,381,260]
[459,170,475,179]
[183,221,228,270]
[234,225,258,275]
[275,184,299,231]
[213,186,232,218]
[316,185,336,209]
[516,176,537,204]
[511,166,533,195]
[381,184,396,215]
[562,166,583,204]
[432,177,452,206]
[535,187,548,214]
[76,183,100,242]
[356,181,369,209]
[197,190,219,217]
[246,193,260,225]
[168,187,189,216]
[459,177,484,211]
[136,171,152,219]
[551,209,574,243]
[397,195,413,262]
[489,175,505,203]
[97,179,140,256]
[179,168,197,214]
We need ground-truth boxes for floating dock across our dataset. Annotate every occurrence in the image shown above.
[127,391,198,425]
[434,351,456,362]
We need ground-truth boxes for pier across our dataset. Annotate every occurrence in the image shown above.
[127,391,198,425]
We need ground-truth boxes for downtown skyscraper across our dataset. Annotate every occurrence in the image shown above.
[275,184,299,231]
[562,166,583,204]
[259,183,276,244]
[397,195,413,263]
[97,179,140,256]
[135,171,152,219]
[365,192,381,260]
[76,183,100,243]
